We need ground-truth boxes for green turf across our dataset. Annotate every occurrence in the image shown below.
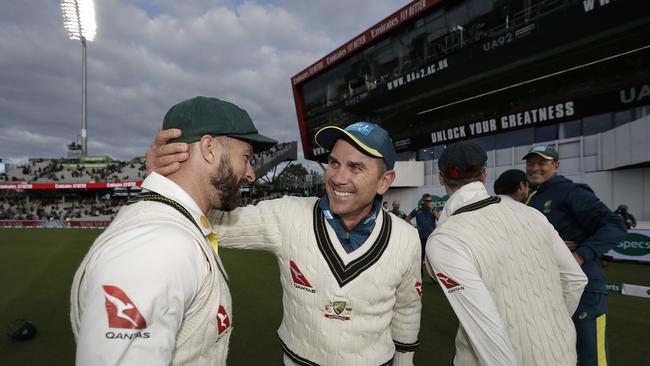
[1,228,648,364]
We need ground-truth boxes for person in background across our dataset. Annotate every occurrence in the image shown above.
[427,141,587,365]
[494,169,529,202]
[390,199,407,220]
[614,205,636,229]
[406,194,439,261]
[383,201,389,211]
[523,144,627,366]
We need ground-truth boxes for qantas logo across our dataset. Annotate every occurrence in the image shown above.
[415,281,423,296]
[102,285,147,329]
[435,273,465,294]
[290,260,315,293]
[216,305,230,335]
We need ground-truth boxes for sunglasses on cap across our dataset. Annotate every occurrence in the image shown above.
[441,163,485,179]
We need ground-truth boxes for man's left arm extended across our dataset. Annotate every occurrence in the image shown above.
[567,186,627,263]
[391,231,422,366]
[209,197,288,255]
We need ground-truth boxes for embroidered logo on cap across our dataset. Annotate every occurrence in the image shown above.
[347,122,375,136]
[102,285,147,329]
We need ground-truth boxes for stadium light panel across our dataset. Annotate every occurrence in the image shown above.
[61,0,96,41]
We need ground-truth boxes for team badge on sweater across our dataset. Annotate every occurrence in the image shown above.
[324,300,352,320]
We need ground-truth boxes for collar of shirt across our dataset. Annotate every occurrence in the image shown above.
[498,194,516,202]
[438,181,490,225]
[318,194,383,253]
[140,172,212,236]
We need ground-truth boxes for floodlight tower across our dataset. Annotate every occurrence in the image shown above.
[61,0,96,157]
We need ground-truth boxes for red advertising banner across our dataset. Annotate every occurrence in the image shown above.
[0,220,111,228]
[0,181,142,190]
[291,0,440,85]
[69,220,111,228]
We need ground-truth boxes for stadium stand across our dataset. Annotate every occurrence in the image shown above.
[2,142,297,184]
[0,141,301,225]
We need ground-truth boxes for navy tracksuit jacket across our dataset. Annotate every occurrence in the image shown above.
[527,174,627,292]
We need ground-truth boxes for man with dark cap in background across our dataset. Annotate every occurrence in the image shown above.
[494,169,529,202]
[391,199,408,220]
[523,145,627,366]
[71,96,277,365]
[426,141,587,366]
[146,121,422,365]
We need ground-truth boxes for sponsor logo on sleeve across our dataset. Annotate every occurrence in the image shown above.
[217,305,231,335]
[102,285,150,340]
[290,260,316,293]
[415,281,423,296]
[324,300,352,320]
[435,273,465,294]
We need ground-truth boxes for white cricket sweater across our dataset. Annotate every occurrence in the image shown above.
[71,173,232,365]
[427,182,587,366]
[212,196,422,366]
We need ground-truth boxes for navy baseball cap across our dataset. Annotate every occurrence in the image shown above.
[523,145,559,161]
[438,141,487,179]
[315,122,396,170]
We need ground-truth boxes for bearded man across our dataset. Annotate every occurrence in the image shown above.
[70,96,276,365]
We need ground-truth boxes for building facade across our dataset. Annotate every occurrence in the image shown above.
[291,0,650,219]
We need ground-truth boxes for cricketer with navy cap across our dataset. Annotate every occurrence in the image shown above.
[426,141,587,366]
[146,121,422,365]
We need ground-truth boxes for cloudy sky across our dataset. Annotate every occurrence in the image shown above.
[0,0,409,161]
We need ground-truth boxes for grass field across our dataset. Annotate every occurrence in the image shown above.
[1,228,649,365]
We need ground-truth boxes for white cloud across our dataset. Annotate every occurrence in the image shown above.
[0,0,409,160]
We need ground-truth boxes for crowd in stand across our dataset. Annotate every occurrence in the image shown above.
[2,143,295,184]
[250,142,293,167]
[1,159,146,183]
[16,160,63,182]
[0,141,297,220]
[0,197,125,221]
[65,162,146,182]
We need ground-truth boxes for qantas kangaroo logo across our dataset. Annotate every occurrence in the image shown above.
[435,273,465,294]
[290,260,315,293]
[217,305,230,335]
[102,285,147,329]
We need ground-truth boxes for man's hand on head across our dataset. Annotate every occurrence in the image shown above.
[144,125,189,176]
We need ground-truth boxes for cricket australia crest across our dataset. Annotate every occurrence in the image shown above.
[543,200,552,213]
[324,300,352,320]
